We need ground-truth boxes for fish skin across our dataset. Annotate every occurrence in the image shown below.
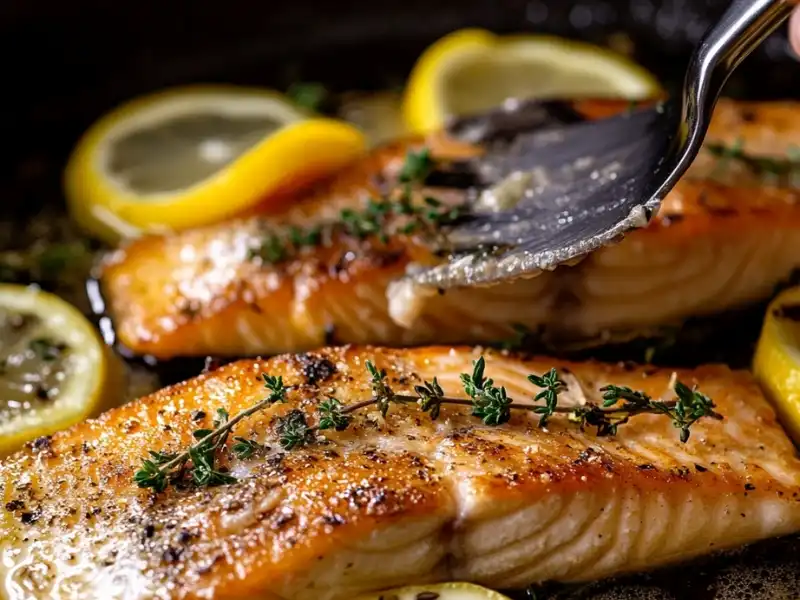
[100,100,800,358]
[1,345,799,600]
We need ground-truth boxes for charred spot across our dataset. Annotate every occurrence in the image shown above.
[363,449,387,464]
[295,353,337,385]
[20,511,39,525]
[619,361,638,372]
[745,483,756,491]
[369,490,388,507]
[740,108,757,122]
[330,251,357,276]
[706,206,738,217]
[31,436,52,451]
[143,524,155,539]
[267,454,285,468]
[574,447,601,465]
[695,464,708,472]
[773,304,800,322]
[322,513,346,526]
[191,410,207,421]
[275,510,296,528]
[162,547,184,564]
[178,530,195,544]
[178,301,201,320]
[671,466,691,478]
[637,463,655,471]
[323,449,340,459]
[368,249,405,269]
[5,500,24,511]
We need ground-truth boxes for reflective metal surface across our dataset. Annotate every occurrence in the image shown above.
[406,0,796,291]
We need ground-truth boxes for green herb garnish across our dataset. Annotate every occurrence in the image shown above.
[136,358,721,493]
[245,145,465,266]
[707,140,800,186]
[398,148,434,183]
[287,82,328,112]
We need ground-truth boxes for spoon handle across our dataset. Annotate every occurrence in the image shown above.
[669,0,795,199]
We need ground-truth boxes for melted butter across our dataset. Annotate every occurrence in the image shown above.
[474,171,538,213]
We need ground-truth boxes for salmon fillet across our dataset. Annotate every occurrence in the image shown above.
[100,100,800,358]
[1,345,800,600]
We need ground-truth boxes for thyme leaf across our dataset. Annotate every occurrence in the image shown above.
[528,368,566,427]
[231,437,262,459]
[276,410,312,450]
[318,397,350,431]
[398,148,434,183]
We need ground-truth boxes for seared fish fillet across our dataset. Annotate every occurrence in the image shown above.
[2,346,800,600]
[100,100,800,358]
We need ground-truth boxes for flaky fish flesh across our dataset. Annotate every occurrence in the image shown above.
[99,100,800,358]
[2,345,800,599]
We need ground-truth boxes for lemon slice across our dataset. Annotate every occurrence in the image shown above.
[64,85,368,243]
[753,286,800,444]
[403,28,661,133]
[355,582,513,600]
[0,285,119,455]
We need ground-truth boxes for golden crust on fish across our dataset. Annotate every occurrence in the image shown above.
[2,346,800,599]
[101,101,800,358]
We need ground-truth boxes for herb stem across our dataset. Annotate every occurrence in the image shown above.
[310,394,721,429]
[156,386,297,474]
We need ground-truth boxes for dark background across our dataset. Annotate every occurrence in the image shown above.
[1,0,798,218]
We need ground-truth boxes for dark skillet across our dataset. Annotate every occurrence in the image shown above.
[2,0,800,597]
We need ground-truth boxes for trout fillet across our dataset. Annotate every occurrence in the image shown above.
[1,346,800,599]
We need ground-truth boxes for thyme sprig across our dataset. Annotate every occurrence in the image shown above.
[134,381,293,492]
[706,139,800,186]
[247,148,464,265]
[135,358,721,493]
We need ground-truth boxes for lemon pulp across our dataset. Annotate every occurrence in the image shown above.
[65,86,367,243]
[403,29,660,133]
[0,285,118,455]
[754,287,800,444]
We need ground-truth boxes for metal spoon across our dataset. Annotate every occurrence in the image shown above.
[404,0,797,292]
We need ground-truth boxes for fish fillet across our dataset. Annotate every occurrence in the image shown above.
[1,345,800,600]
[100,100,800,358]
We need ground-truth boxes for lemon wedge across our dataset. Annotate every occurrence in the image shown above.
[403,28,661,133]
[0,285,119,455]
[64,85,368,243]
[753,286,800,444]
[355,582,513,600]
